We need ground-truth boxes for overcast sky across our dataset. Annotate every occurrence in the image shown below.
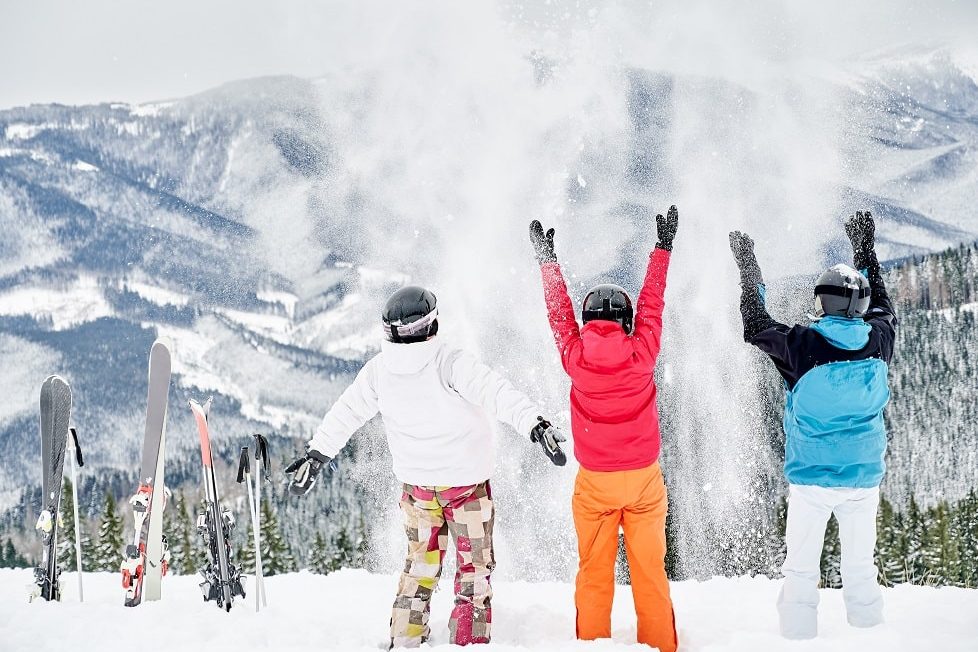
[1,0,977,110]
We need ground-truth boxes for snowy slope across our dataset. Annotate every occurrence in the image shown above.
[1,569,975,651]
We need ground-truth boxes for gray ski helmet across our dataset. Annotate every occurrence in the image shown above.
[813,264,871,319]
[582,284,634,334]
[382,286,438,343]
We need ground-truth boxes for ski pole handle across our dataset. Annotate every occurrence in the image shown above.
[70,427,83,467]
[236,447,250,484]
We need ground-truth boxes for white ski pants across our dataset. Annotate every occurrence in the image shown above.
[778,484,884,639]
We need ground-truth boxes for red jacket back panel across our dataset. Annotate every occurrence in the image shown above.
[540,248,670,471]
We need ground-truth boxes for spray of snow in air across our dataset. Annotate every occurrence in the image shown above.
[232,1,858,579]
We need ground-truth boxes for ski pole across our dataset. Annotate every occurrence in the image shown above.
[253,434,270,608]
[237,447,260,611]
[67,427,84,602]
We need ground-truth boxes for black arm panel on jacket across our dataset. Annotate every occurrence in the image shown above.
[857,249,897,364]
[740,283,782,342]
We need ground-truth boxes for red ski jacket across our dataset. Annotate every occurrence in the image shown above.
[540,248,670,472]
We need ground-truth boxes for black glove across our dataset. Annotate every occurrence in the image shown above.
[729,231,763,287]
[529,220,557,264]
[655,205,679,251]
[845,210,876,269]
[285,449,333,496]
[529,416,567,466]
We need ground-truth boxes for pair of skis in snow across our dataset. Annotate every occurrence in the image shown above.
[31,376,85,603]
[119,339,248,612]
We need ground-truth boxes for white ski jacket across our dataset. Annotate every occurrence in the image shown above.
[308,337,542,487]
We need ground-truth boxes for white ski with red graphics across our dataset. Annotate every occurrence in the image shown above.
[31,375,72,602]
[121,339,172,607]
[190,397,245,611]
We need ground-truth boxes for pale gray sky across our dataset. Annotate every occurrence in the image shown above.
[1,0,976,109]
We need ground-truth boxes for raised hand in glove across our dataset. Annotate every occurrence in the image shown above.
[285,449,334,496]
[729,231,763,287]
[845,210,876,267]
[529,220,557,264]
[656,205,679,251]
[529,416,567,466]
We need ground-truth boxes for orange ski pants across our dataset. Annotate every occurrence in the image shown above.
[572,463,677,652]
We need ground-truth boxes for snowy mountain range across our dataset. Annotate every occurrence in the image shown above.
[2,47,978,573]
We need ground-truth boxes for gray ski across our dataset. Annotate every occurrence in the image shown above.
[32,375,72,602]
[121,338,172,607]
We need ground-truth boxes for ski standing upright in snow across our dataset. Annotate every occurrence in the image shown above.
[31,375,72,602]
[190,397,245,611]
[121,338,173,607]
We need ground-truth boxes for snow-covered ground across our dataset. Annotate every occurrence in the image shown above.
[1,569,976,651]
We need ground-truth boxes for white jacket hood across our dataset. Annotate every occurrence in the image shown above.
[380,338,441,375]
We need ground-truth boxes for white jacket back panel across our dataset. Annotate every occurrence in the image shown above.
[309,337,540,487]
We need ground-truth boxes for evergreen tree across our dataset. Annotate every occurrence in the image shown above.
[57,478,93,572]
[906,496,927,584]
[240,498,296,577]
[163,493,202,575]
[92,490,125,572]
[955,490,978,588]
[875,495,907,586]
[3,538,29,568]
[820,515,842,589]
[308,532,331,575]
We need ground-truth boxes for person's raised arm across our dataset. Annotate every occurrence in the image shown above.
[845,210,896,361]
[729,231,792,361]
[632,205,678,360]
[530,220,581,369]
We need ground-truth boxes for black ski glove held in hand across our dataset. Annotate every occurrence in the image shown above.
[655,205,679,251]
[729,231,763,287]
[529,416,567,466]
[845,210,876,269]
[285,449,333,496]
[529,220,557,264]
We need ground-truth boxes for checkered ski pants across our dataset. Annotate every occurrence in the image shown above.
[390,481,495,647]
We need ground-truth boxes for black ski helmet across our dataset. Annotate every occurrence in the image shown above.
[582,284,633,334]
[382,286,439,343]
[813,264,871,319]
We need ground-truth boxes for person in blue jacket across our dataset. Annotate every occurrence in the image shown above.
[729,211,896,640]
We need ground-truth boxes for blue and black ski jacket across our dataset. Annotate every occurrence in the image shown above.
[739,251,897,489]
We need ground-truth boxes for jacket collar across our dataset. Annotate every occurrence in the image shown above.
[580,321,632,366]
[809,316,871,351]
[380,337,443,374]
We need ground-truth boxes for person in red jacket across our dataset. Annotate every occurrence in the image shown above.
[529,207,679,652]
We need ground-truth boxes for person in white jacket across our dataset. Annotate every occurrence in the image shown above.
[286,285,566,649]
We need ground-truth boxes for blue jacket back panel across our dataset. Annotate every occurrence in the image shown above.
[738,263,897,489]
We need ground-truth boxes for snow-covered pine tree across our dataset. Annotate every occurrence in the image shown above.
[820,515,842,588]
[875,495,907,586]
[92,490,124,571]
[2,538,28,568]
[308,532,331,575]
[57,477,93,571]
[243,498,296,576]
[954,490,978,588]
[163,493,202,575]
[906,496,927,584]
